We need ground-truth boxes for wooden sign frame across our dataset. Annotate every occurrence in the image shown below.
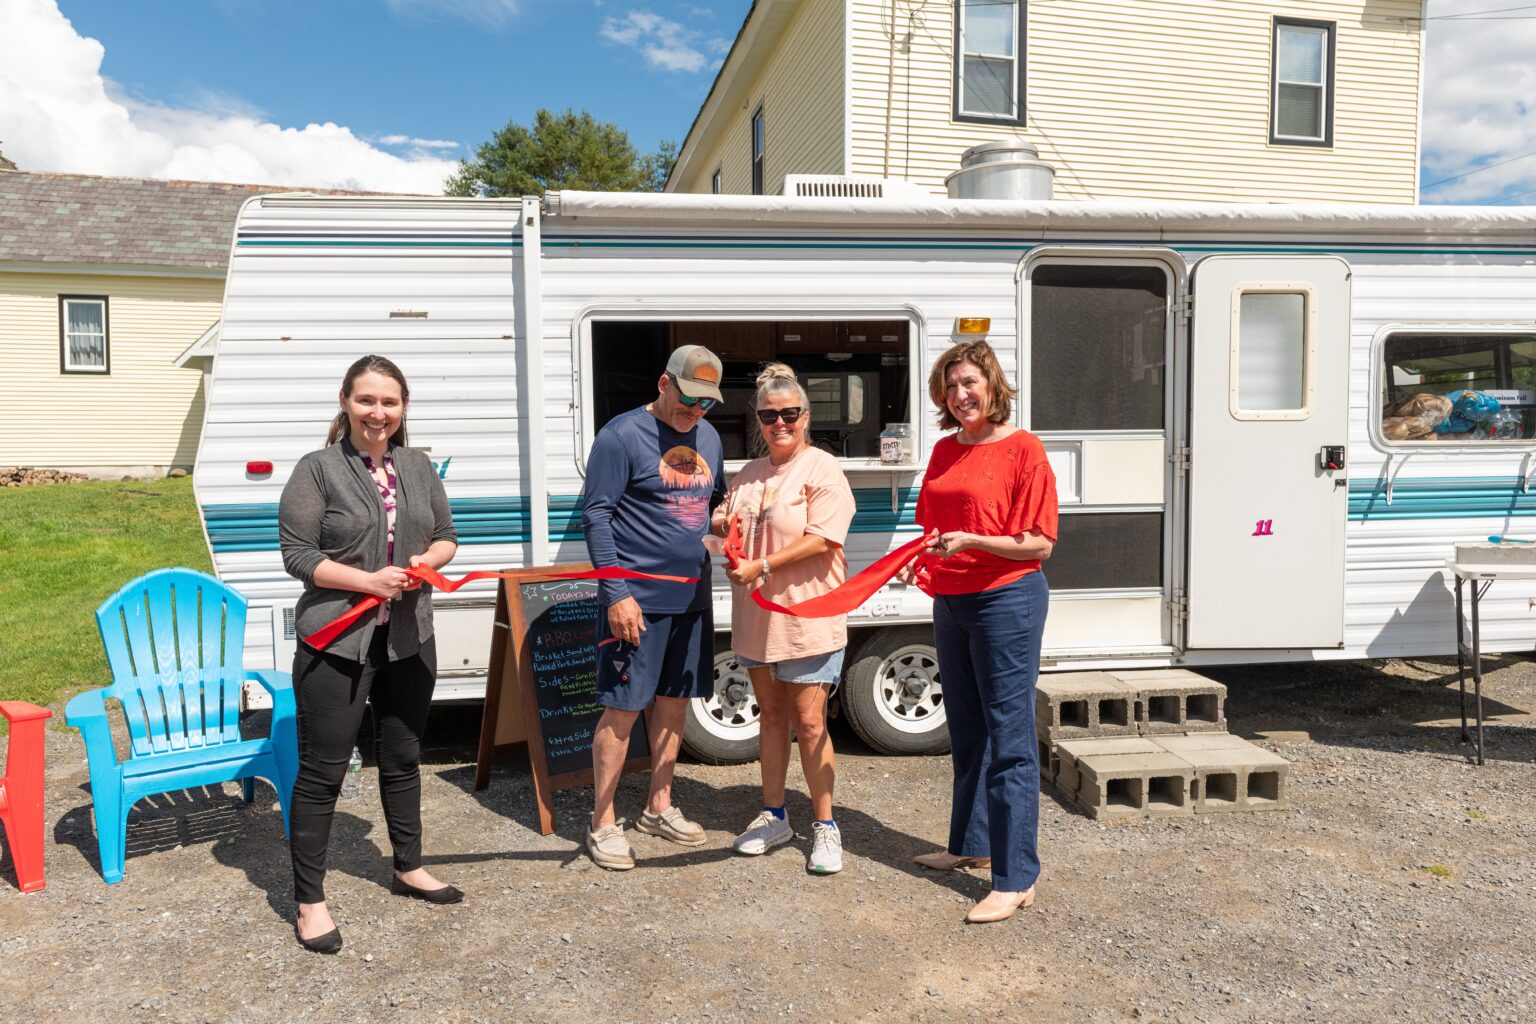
[473,564,651,836]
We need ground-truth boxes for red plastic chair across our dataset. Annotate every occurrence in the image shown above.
[0,701,53,893]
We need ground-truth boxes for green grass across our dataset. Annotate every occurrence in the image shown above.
[0,477,211,729]
[1420,863,1452,879]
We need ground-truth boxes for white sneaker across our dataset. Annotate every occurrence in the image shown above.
[732,810,794,856]
[807,821,843,875]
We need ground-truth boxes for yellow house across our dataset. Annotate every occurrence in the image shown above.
[668,0,1426,204]
[0,169,351,475]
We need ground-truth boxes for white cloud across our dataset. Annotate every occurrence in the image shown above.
[599,9,728,74]
[383,0,522,30]
[0,0,459,193]
[375,134,462,150]
[1421,0,1536,204]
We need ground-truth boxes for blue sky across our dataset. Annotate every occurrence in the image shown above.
[0,1,1532,202]
[52,0,743,158]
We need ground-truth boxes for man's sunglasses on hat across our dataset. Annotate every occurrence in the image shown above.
[669,373,718,411]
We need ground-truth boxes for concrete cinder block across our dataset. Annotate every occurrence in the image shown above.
[1037,737,1058,787]
[1053,737,1161,803]
[1036,672,1139,743]
[1074,748,1195,821]
[1108,669,1227,736]
[1152,735,1290,813]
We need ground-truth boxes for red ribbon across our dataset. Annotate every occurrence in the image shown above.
[303,564,698,651]
[722,515,933,619]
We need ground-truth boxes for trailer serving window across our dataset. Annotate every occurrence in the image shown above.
[1378,330,1536,444]
[582,318,914,465]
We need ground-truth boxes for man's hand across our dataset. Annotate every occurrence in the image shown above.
[607,596,646,646]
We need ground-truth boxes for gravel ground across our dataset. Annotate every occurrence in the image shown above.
[2,655,1533,1024]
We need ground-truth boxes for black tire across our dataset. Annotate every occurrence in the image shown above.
[841,626,950,756]
[681,639,762,765]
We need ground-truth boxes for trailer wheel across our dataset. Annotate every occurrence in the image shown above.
[681,641,761,765]
[841,627,950,756]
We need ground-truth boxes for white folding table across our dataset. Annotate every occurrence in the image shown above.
[1445,559,1536,765]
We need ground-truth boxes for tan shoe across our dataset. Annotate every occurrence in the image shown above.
[587,817,636,870]
[912,851,991,872]
[965,886,1036,924]
[634,805,707,847]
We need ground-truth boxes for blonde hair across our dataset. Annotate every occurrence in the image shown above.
[750,363,810,459]
[755,361,809,407]
[927,340,1015,431]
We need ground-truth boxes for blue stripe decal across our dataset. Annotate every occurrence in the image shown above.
[1348,476,1536,522]
[203,487,925,553]
[227,231,1536,258]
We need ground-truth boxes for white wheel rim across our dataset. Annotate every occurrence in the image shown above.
[870,644,945,735]
[691,651,761,742]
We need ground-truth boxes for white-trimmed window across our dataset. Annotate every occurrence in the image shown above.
[955,0,1024,125]
[1230,286,1315,419]
[1380,330,1536,445]
[750,105,765,195]
[60,296,109,374]
[1271,18,1334,146]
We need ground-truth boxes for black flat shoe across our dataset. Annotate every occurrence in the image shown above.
[391,876,464,905]
[294,921,343,954]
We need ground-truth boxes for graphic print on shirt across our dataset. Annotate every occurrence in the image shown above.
[657,445,715,530]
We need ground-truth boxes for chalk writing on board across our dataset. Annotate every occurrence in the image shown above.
[519,579,647,779]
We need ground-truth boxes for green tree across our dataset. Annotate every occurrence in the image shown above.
[445,108,675,197]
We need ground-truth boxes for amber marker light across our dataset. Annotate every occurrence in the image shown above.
[956,317,991,334]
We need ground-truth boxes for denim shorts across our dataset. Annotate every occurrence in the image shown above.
[596,608,712,712]
[734,647,846,687]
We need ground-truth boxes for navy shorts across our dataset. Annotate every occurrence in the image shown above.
[596,606,713,712]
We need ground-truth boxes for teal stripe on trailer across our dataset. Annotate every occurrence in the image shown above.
[1349,477,1536,521]
[204,487,926,552]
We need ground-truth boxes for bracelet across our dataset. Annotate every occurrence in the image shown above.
[761,557,772,578]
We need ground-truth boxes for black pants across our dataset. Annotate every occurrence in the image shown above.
[290,627,436,904]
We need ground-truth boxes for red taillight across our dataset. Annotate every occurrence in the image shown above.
[246,461,274,475]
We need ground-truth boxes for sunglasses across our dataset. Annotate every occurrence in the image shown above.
[756,407,804,425]
[669,375,718,411]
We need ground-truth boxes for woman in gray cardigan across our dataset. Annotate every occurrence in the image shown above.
[278,354,458,954]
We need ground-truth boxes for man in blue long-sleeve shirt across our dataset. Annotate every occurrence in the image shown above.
[583,345,727,870]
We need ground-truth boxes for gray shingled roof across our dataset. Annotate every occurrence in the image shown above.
[0,169,393,272]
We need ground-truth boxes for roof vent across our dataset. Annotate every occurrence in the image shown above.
[782,175,929,199]
[945,141,1054,201]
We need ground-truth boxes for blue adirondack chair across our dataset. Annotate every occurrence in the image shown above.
[65,568,298,884]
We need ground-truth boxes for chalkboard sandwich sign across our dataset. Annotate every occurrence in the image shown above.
[475,564,651,835]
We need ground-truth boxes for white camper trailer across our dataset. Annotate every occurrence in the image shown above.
[195,190,1536,761]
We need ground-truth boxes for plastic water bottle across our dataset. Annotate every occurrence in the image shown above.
[341,746,362,798]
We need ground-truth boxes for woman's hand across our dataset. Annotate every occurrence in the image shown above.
[926,530,974,558]
[403,554,428,590]
[363,566,413,599]
[727,559,766,586]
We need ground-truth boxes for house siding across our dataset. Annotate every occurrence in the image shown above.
[848,0,1423,203]
[0,271,219,471]
[676,0,846,194]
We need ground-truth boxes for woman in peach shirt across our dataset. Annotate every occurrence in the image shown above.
[713,363,856,875]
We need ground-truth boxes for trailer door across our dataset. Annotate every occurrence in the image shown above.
[1186,255,1350,649]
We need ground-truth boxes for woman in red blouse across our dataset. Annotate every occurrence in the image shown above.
[911,340,1058,924]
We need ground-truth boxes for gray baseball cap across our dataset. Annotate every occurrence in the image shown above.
[666,344,725,403]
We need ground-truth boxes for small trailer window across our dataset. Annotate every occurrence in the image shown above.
[586,318,912,463]
[1229,285,1315,420]
[1380,331,1536,444]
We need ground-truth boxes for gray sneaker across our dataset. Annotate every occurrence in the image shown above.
[634,805,707,847]
[732,810,794,856]
[586,817,635,870]
[808,821,843,875]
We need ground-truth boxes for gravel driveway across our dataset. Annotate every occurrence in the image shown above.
[2,655,1533,1024]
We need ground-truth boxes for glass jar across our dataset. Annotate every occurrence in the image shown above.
[880,423,913,465]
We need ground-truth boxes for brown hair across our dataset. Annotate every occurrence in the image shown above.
[927,340,1016,431]
[326,354,411,446]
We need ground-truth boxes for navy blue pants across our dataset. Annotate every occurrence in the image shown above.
[933,570,1048,893]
